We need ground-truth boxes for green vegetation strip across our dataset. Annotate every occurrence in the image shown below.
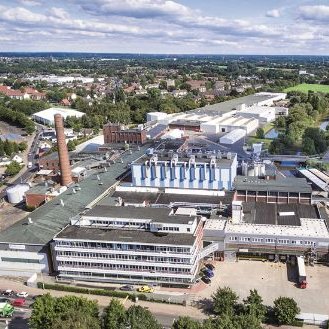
[284,83,329,93]
[37,282,184,305]
[37,282,147,301]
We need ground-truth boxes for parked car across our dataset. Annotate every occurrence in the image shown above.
[2,290,15,296]
[120,285,134,291]
[205,263,215,271]
[202,268,214,278]
[11,298,26,307]
[17,292,29,298]
[137,286,154,293]
[201,276,211,284]
[0,297,10,303]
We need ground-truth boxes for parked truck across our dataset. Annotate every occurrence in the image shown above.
[0,302,14,317]
[297,256,307,289]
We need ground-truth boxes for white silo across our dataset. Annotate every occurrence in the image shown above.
[242,162,248,176]
[6,184,30,204]
[260,164,266,177]
[254,163,260,177]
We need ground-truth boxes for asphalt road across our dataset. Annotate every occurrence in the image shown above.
[0,127,42,200]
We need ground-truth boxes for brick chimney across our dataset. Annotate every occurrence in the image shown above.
[54,114,72,186]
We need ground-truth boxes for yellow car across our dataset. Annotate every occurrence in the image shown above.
[137,285,154,293]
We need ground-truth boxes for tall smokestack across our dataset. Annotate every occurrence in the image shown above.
[54,114,72,186]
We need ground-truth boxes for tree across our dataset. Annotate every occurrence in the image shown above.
[172,316,201,329]
[18,141,28,152]
[212,287,238,316]
[3,139,14,156]
[103,299,126,329]
[30,294,100,329]
[29,294,57,329]
[256,128,265,139]
[126,305,162,329]
[5,161,22,176]
[302,137,316,155]
[243,289,267,322]
[67,140,76,152]
[234,313,262,329]
[273,297,300,325]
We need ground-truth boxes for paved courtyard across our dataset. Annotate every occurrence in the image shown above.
[196,260,329,314]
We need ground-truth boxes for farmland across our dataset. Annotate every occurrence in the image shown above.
[284,83,329,93]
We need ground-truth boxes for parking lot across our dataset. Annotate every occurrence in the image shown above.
[196,260,329,314]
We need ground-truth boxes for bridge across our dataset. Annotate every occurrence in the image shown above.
[263,155,310,163]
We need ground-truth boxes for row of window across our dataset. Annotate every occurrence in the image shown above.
[55,241,192,253]
[58,261,191,273]
[228,236,315,246]
[56,251,191,264]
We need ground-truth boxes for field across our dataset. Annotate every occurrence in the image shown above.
[284,83,329,93]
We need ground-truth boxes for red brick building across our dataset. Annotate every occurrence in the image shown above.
[103,123,147,144]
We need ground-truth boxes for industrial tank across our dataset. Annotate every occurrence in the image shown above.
[6,184,30,204]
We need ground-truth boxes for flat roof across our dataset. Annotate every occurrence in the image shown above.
[84,205,196,224]
[234,176,312,193]
[0,146,149,245]
[189,93,284,116]
[32,107,84,122]
[242,202,319,226]
[134,153,236,166]
[55,225,196,246]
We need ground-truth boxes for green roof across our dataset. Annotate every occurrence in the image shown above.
[0,146,149,245]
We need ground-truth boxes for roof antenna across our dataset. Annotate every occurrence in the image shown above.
[60,199,65,207]
[28,217,33,224]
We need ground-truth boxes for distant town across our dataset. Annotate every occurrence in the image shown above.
[0,53,329,329]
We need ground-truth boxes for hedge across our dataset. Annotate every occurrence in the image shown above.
[37,282,147,301]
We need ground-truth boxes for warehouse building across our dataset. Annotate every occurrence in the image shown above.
[131,151,237,191]
[147,93,285,136]
[32,108,84,126]
[219,129,246,144]
[52,206,203,286]
[203,200,329,261]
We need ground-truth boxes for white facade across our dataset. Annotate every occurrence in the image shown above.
[32,108,84,126]
[53,206,203,285]
[220,129,246,144]
[131,153,237,191]
[200,116,259,134]
[147,112,169,122]
[237,106,276,123]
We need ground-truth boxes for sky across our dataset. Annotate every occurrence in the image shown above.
[1,0,329,54]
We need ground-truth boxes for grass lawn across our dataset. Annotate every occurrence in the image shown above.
[284,83,329,93]
[247,137,272,149]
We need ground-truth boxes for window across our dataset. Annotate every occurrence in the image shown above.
[265,238,275,244]
[240,237,250,242]
[278,239,289,245]
[221,128,225,132]
[252,238,263,243]
[187,228,190,232]
[229,236,238,241]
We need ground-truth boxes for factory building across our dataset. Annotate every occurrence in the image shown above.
[32,108,84,126]
[147,92,286,136]
[131,152,237,191]
[53,206,203,286]
[103,123,147,145]
[234,176,313,204]
[203,200,329,262]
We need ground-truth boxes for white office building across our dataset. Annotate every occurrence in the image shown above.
[131,152,238,191]
[52,206,203,286]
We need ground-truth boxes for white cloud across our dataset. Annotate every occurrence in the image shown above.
[299,5,329,23]
[16,0,42,6]
[77,0,191,18]
[266,9,280,18]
